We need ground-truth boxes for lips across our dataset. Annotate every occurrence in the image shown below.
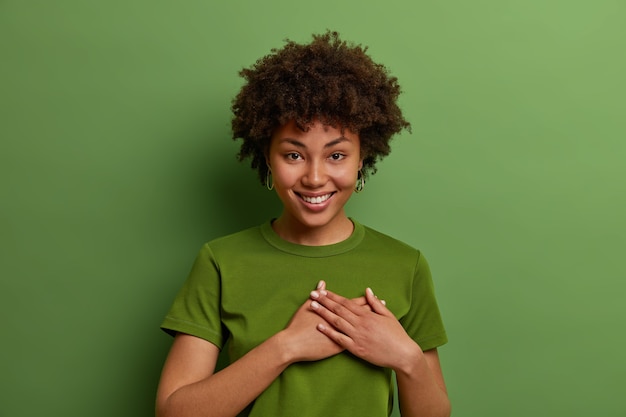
[298,192,334,204]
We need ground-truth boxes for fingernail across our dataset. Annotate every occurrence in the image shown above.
[316,280,324,289]
[310,290,319,299]
[381,300,386,306]
[366,287,374,296]
[311,301,320,309]
[320,290,327,296]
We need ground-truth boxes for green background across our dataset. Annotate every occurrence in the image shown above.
[1,1,624,416]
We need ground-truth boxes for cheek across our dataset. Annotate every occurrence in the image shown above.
[272,166,298,189]
[334,167,359,189]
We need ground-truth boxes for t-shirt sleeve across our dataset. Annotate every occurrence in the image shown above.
[400,252,448,351]
[160,243,225,349]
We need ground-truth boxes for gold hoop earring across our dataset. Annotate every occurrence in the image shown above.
[355,170,364,193]
[265,168,274,191]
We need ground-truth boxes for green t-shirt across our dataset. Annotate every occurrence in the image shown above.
[161,220,447,417]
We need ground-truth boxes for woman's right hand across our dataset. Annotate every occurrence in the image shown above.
[280,299,344,363]
[156,281,371,417]
[279,281,370,363]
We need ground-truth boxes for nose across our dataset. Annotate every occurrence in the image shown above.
[302,160,327,188]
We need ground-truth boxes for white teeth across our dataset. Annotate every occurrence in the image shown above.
[301,193,332,204]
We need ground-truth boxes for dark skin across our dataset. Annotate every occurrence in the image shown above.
[309,285,450,417]
[157,121,450,417]
[156,282,373,417]
[160,32,446,417]
[232,31,410,184]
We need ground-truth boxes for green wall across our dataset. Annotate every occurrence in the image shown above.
[1,1,624,416]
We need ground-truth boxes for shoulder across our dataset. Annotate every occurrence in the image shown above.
[188,224,270,272]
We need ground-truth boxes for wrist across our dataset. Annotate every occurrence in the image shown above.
[393,340,424,377]
[271,330,297,367]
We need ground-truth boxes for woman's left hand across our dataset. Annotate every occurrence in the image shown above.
[309,287,421,370]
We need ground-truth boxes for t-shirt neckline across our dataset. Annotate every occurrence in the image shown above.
[260,219,365,257]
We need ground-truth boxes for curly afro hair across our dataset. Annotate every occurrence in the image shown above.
[231,31,410,184]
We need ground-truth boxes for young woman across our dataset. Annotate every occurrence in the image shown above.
[156,31,450,417]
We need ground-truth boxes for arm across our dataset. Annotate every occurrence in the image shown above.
[396,348,450,417]
[310,288,451,417]
[156,331,291,417]
[157,284,359,417]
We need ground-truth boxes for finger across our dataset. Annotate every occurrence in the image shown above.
[320,290,366,314]
[349,296,377,313]
[310,300,355,332]
[365,288,393,316]
[310,288,327,301]
[314,290,366,320]
[311,290,370,316]
[311,291,366,307]
[321,289,346,302]
[316,322,355,350]
[350,296,368,306]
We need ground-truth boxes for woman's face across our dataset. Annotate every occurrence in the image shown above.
[268,120,363,244]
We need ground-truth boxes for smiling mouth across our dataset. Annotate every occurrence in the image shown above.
[299,193,334,204]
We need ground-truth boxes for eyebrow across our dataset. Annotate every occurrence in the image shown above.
[280,137,350,149]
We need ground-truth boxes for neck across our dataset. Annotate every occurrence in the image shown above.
[271,215,354,246]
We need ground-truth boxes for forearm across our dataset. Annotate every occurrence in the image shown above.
[395,348,451,417]
[158,332,291,417]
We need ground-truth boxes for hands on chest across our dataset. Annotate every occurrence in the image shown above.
[281,280,421,371]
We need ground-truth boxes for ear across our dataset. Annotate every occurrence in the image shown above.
[358,158,363,171]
